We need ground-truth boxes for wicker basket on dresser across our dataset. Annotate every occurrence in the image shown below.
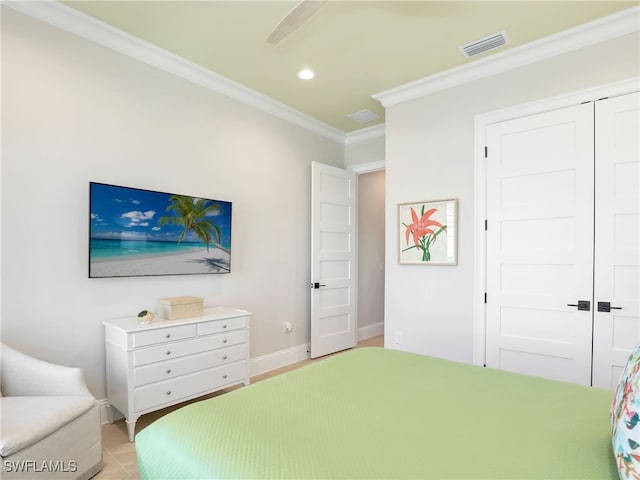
[103,307,250,442]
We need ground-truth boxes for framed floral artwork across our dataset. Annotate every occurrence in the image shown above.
[398,198,458,265]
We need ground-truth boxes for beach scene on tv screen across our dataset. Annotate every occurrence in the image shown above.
[90,183,231,278]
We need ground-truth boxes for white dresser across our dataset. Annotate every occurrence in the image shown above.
[103,307,250,441]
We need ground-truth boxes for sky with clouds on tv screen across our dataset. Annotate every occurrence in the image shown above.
[90,183,232,247]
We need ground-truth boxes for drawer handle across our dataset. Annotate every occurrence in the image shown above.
[166,351,171,356]
[166,391,172,396]
[223,339,228,344]
[165,333,171,339]
[223,374,228,379]
[222,324,228,329]
[222,355,228,360]
[166,369,172,374]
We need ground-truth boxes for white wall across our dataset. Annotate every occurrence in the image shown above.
[1,8,344,398]
[384,32,640,363]
[345,134,385,169]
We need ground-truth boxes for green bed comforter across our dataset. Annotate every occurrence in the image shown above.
[136,347,617,479]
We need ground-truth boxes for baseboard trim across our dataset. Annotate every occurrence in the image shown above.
[249,324,384,376]
[249,343,311,377]
[98,398,122,424]
[358,322,384,341]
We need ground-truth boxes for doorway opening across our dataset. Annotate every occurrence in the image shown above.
[356,169,385,343]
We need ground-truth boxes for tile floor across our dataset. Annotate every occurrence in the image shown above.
[95,335,384,480]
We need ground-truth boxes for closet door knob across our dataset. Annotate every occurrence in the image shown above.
[567,300,590,311]
[598,301,623,313]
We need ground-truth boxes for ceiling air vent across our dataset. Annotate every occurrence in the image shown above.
[459,31,509,58]
[348,109,380,124]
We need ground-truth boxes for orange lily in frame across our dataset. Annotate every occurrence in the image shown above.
[402,204,447,262]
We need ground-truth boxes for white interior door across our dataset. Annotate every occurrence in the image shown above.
[310,162,357,358]
[592,92,640,389]
[486,103,595,385]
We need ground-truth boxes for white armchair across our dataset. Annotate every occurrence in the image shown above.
[0,343,103,479]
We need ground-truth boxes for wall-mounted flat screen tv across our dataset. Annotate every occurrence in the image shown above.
[89,182,231,278]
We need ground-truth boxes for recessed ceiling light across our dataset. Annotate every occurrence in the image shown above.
[297,68,315,80]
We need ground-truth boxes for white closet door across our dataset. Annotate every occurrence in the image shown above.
[486,103,595,385]
[592,92,640,389]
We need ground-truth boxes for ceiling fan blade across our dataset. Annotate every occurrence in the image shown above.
[267,0,327,44]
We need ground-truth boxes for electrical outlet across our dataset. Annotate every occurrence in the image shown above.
[395,331,402,344]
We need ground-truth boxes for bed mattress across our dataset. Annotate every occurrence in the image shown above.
[135,347,617,479]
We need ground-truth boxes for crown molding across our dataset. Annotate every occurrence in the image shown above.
[2,0,347,144]
[7,2,636,144]
[344,124,385,145]
[350,161,385,174]
[373,6,640,108]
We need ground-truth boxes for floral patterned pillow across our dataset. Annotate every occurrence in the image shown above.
[612,344,640,479]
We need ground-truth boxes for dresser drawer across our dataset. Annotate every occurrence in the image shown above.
[197,316,247,336]
[134,361,248,412]
[132,324,197,348]
[133,330,247,366]
[134,344,247,387]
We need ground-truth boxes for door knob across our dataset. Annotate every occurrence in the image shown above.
[597,301,623,313]
[310,282,326,289]
[567,300,590,311]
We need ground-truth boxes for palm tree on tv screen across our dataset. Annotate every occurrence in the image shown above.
[158,195,226,253]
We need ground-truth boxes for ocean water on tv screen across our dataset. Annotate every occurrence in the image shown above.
[90,239,208,260]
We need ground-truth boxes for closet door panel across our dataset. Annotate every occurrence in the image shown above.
[592,92,640,389]
[486,103,595,385]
